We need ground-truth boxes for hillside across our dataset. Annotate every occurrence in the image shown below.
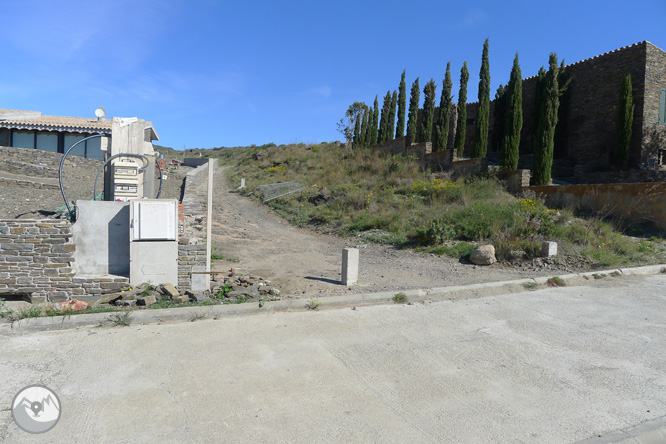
[218,142,666,268]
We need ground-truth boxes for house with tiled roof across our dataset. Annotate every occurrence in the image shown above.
[0,108,158,159]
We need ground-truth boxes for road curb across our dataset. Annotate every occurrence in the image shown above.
[2,264,664,335]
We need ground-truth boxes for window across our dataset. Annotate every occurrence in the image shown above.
[12,130,34,149]
[64,134,86,157]
[36,132,58,152]
[660,88,666,125]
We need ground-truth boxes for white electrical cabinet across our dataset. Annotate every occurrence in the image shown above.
[131,200,177,241]
[129,200,178,285]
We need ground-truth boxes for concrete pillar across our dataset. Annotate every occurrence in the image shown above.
[341,248,359,286]
[240,178,246,189]
[542,241,558,257]
[205,160,214,290]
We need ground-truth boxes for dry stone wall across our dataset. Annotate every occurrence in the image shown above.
[0,220,128,303]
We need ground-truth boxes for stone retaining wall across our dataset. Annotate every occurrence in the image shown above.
[177,163,210,291]
[0,219,129,303]
[524,182,666,231]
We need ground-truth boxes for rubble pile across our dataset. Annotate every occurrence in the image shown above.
[96,270,281,308]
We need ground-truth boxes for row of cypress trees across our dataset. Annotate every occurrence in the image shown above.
[349,40,638,185]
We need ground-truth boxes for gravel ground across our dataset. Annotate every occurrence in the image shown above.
[210,167,603,299]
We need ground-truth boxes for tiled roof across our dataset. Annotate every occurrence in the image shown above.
[0,109,112,134]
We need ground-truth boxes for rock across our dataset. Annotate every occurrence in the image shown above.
[118,299,136,307]
[470,245,497,265]
[174,295,190,303]
[137,295,157,307]
[269,287,281,296]
[186,290,208,302]
[160,283,179,298]
[99,293,123,304]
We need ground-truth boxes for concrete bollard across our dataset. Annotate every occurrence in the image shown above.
[542,241,558,257]
[341,248,359,286]
[240,178,246,189]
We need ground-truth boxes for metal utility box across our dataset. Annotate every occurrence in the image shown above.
[112,160,140,201]
[131,200,177,241]
[129,200,178,285]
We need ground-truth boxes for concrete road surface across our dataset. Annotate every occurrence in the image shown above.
[1,275,666,443]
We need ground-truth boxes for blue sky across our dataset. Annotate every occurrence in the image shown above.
[2,0,665,150]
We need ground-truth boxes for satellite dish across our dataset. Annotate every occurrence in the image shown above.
[95,107,106,119]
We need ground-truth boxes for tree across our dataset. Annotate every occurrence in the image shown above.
[453,62,469,157]
[360,108,370,148]
[379,90,392,143]
[493,84,506,154]
[532,53,560,186]
[419,79,437,143]
[353,114,362,148]
[406,77,420,143]
[500,53,523,170]
[396,70,407,138]
[614,73,634,169]
[337,101,368,148]
[435,62,453,152]
[370,96,379,145]
[472,38,491,158]
[388,90,398,141]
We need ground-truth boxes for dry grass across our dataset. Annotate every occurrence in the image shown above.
[220,143,666,266]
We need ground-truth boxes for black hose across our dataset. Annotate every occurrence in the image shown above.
[58,134,107,221]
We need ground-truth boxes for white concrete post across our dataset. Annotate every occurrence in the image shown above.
[205,159,214,290]
[542,241,558,257]
[341,248,359,286]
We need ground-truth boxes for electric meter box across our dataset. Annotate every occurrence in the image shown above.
[130,200,178,241]
[113,160,140,201]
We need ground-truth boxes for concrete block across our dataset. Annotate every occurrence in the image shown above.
[191,266,208,292]
[341,248,359,286]
[542,241,558,257]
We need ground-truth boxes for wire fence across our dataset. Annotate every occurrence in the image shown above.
[257,182,306,203]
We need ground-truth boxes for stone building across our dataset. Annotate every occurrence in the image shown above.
[456,41,666,180]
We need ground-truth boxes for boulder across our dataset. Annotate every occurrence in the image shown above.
[470,245,497,265]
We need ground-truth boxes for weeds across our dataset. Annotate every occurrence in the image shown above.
[222,142,665,267]
[189,313,207,322]
[108,311,132,327]
[522,282,539,290]
[305,298,321,310]
[393,292,408,303]
[547,277,566,287]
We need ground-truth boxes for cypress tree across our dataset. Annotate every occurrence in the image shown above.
[396,70,407,138]
[370,96,379,145]
[453,62,469,157]
[493,84,506,154]
[406,77,420,143]
[360,109,370,148]
[353,113,362,148]
[420,79,437,143]
[614,73,634,169]
[379,90,392,143]
[500,53,523,170]
[532,53,560,186]
[388,90,397,140]
[435,62,453,152]
[472,38,491,158]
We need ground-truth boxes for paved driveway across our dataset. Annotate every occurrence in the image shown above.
[1,275,665,443]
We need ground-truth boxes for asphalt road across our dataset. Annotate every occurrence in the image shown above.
[1,275,666,443]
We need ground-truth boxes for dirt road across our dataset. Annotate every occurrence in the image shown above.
[210,168,569,298]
